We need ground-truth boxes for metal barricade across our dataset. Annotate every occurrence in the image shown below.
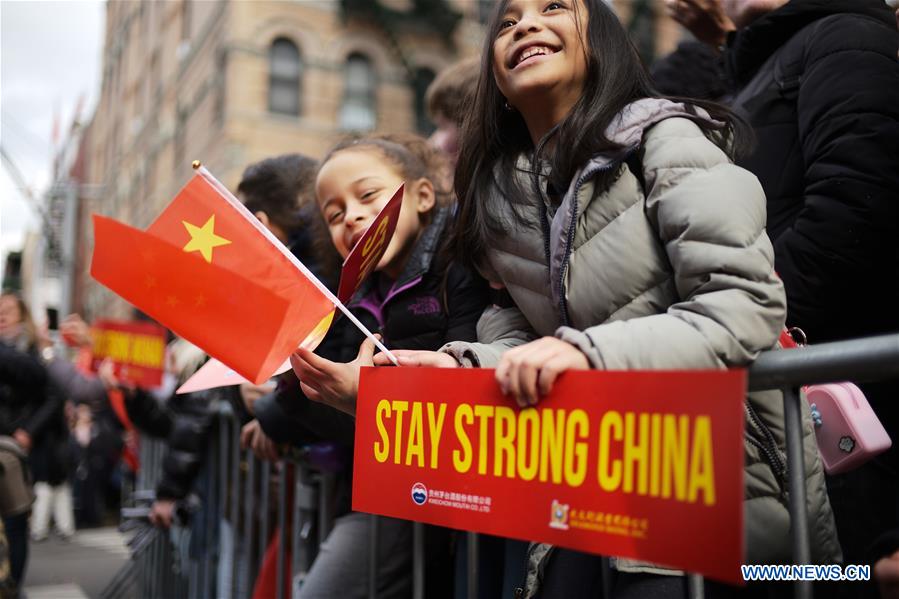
[103,333,898,599]
[102,398,339,599]
[418,334,899,599]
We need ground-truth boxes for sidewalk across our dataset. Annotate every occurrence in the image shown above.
[24,527,129,599]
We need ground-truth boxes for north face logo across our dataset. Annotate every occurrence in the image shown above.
[408,296,441,316]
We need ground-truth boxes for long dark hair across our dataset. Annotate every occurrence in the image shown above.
[450,0,750,272]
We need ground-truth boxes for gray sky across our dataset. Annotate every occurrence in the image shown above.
[1,0,104,267]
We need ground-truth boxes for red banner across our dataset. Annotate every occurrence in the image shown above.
[91,320,167,388]
[354,368,746,583]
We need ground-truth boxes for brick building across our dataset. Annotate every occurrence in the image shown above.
[80,0,681,318]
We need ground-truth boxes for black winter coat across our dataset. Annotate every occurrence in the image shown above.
[0,342,69,485]
[260,206,489,449]
[125,384,246,501]
[0,342,53,437]
[726,0,899,450]
[349,207,489,352]
[256,207,489,517]
[727,0,899,345]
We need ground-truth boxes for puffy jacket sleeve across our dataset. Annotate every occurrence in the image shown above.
[441,302,539,367]
[556,118,786,369]
[775,14,899,340]
[124,388,175,439]
[155,394,214,501]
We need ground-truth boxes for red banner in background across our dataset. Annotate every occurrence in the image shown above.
[91,319,167,388]
[354,368,746,584]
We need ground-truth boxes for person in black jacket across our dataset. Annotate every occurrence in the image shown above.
[674,1,899,596]
[0,292,66,589]
[234,152,355,460]
[116,337,241,529]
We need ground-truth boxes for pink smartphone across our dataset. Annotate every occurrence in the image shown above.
[806,382,892,475]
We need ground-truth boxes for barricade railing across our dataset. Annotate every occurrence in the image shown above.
[402,334,899,599]
[743,333,899,599]
[103,334,898,599]
[103,400,339,599]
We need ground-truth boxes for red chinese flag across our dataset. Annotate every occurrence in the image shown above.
[148,171,335,373]
[91,168,337,384]
[91,215,289,382]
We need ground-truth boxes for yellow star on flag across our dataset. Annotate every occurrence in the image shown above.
[182,215,231,263]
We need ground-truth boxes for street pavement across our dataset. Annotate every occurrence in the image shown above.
[23,527,130,599]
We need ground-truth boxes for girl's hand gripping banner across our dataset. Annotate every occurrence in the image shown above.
[353,368,746,583]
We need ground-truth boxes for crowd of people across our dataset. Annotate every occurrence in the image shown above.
[2,0,897,598]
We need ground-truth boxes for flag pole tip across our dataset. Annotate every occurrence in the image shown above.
[191,160,201,170]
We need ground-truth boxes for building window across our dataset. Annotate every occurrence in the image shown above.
[268,38,302,116]
[413,67,436,136]
[339,53,376,131]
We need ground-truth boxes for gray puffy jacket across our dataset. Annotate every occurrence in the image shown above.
[443,99,841,596]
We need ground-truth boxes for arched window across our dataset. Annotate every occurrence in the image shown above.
[339,53,377,131]
[268,37,302,116]
[413,67,436,136]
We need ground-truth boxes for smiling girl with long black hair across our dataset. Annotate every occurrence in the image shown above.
[376,0,842,596]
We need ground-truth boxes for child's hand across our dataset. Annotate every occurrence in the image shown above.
[495,337,589,408]
[372,350,459,368]
[290,338,378,416]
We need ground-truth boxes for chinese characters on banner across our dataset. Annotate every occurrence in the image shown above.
[90,319,167,388]
[353,368,746,583]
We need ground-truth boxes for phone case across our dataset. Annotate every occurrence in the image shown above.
[805,382,892,475]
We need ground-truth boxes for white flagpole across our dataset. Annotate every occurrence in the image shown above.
[194,163,399,365]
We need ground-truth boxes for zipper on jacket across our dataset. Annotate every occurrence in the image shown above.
[744,401,787,495]
[552,160,623,327]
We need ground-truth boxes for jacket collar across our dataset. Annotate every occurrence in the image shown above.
[726,0,896,87]
[566,98,724,221]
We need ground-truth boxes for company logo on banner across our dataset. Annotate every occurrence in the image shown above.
[411,483,428,506]
[353,368,746,583]
[549,500,570,530]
